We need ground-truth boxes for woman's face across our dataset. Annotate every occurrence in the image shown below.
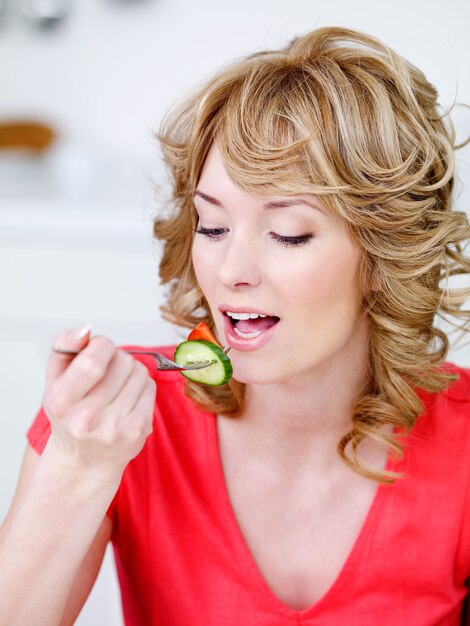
[191,143,368,385]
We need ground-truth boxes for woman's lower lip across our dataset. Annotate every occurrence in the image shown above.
[223,315,280,352]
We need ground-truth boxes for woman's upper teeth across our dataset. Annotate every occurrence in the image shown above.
[226,312,267,320]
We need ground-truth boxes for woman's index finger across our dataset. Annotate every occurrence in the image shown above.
[46,324,91,382]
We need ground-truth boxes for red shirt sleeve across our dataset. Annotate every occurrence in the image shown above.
[27,407,52,455]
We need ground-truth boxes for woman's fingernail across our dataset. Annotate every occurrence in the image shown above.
[75,323,92,340]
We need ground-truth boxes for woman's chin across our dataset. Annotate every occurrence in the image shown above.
[231,363,281,386]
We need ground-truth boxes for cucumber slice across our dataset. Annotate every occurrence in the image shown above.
[174,340,233,386]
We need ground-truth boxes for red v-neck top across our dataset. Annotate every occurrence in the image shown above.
[27,346,470,625]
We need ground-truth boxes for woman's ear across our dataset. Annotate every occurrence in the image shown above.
[358,255,381,295]
[370,272,381,292]
[365,259,381,293]
[368,260,383,292]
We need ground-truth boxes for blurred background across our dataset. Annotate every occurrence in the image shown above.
[1,0,469,623]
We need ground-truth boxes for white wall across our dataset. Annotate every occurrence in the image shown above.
[1,1,470,624]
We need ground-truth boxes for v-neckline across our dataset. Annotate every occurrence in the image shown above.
[205,411,395,620]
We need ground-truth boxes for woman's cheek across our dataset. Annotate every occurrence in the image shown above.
[192,246,212,292]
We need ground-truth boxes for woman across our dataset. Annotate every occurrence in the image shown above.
[1,26,470,625]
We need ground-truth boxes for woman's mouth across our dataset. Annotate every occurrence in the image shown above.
[223,311,280,351]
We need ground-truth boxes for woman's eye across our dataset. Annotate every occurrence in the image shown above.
[270,232,313,247]
[195,226,227,239]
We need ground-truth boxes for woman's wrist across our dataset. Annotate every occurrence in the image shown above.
[37,436,125,501]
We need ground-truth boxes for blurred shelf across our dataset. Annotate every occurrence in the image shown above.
[0,199,157,248]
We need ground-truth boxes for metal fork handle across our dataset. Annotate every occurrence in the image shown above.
[52,347,215,371]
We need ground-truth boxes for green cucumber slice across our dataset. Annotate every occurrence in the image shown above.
[174,340,233,386]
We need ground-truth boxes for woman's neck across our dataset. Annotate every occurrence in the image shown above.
[231,323,372,474]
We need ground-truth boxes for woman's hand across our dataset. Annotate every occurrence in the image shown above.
[42,325,156,481]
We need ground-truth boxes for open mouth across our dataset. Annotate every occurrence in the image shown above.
[224,312,281,339]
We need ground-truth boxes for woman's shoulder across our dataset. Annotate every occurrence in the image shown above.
[441,362,470,403]
[413,362,470,444]
[415,362,470,407]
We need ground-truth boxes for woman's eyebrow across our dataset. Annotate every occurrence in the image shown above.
[194,190,325,213]
[194,190,224,207]
[264,198,315,210]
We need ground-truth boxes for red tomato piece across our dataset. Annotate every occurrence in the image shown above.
[187,321,221,346]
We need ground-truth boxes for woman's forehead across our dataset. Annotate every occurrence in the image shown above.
[196,142,333,214]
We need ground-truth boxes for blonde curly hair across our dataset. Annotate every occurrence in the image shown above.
[154,26,470,482]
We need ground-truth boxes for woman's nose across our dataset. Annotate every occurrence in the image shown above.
[217,232,262,289]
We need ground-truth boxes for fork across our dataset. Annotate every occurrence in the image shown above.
[52,347,224,371]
